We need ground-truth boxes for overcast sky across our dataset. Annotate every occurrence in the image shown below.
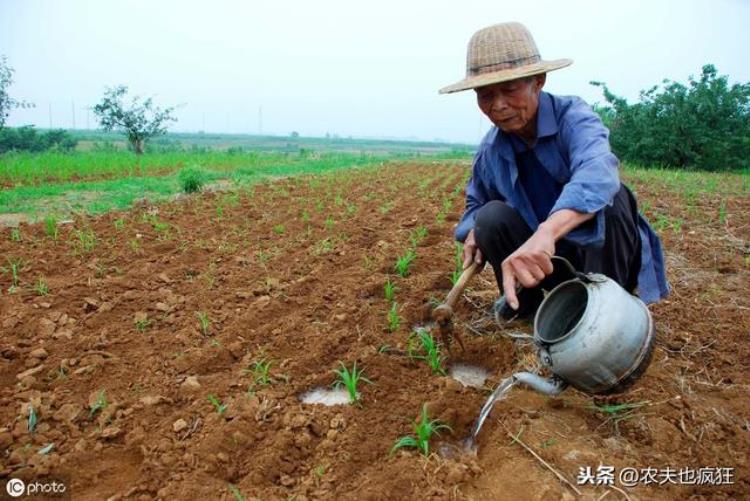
[2,0,748,144]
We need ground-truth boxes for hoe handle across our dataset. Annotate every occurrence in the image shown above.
[444,261,479,309]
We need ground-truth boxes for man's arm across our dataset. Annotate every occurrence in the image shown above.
[502,98,619,309]
[501,209,595,310]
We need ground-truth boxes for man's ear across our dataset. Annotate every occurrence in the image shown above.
[534,73,547,92]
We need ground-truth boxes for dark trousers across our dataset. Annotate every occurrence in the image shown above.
[473,185,642,298]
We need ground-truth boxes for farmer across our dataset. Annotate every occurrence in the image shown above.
[439,22,669,319]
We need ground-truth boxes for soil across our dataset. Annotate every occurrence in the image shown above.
[0,161,748,500]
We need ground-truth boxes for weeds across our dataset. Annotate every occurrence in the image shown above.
[333,362,372,404]
[179,166,207,193]
[394,249,416,277]
[391,403,451,456]
[196,311,211,336]
[207,394,228,415]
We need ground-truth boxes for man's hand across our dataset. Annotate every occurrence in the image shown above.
[501,225,555,310]
[462,229,484,269]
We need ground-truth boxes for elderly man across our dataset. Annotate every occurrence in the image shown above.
[440,22,668,319]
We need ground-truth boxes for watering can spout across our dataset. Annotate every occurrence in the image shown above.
[513,372,568,396]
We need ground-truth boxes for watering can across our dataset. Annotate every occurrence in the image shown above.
[510,257,655,396]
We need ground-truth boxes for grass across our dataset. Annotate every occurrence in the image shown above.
[333,362,372,404]
[0,150,394,217]
[391,403,451,456]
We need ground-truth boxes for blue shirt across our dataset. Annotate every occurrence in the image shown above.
[455,91,669,304]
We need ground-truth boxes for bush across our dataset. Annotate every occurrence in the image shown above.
[591,64,750,171]
[178,166,207,193]
[0,126,77,154]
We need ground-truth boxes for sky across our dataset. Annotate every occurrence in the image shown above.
[1,0,749,144]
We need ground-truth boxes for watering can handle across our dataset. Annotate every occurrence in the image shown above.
[550,256,592,283]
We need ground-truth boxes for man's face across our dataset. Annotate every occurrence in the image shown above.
[475,75,546,134]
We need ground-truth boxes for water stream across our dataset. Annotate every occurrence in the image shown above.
[462,376,518,454]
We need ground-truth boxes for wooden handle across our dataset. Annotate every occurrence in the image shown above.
[444,262,479,309]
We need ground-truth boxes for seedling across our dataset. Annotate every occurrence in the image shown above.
[409,328,446,375]
[44,215,59,240]
[73,228,97,254]
[301,209,311,224]
[34,277,49,296]
[409,226,428,248]
[89,390,108,419]
[28,404,37,434]
[450,242,463,285]
[324,215,335,230]
[114,218,125,231]
[134,315,151,333]
[196,311,211,336]
[333,362,372,404]
[391,403,451,456]
[387,302,401,332]
[228,484,245,501]
[394,249,416,277]
[273,224,285,235]
[247,358,274,387]
[207,394,227,415]
[383,277,397,302]
[3,257,22,291]
[10,228,21,242]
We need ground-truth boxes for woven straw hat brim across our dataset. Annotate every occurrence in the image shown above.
[439,58,573,94]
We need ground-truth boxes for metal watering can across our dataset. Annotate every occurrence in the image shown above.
[512,257,655,396]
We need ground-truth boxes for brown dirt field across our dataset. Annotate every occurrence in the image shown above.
[0,161,748,500]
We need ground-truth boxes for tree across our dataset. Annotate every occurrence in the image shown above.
[93,85,177,154]
[591,65,750,171]
[0,55,34,130]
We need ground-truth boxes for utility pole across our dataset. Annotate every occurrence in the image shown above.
[202,112,206,133]
[71,100,76,129]
[48,103,53,129]
[258,106,263,135]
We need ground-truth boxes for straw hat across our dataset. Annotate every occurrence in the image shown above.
[439,22,572,94]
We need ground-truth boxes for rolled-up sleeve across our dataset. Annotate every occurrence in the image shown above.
[454,151,491,242]
[550,99,621,246]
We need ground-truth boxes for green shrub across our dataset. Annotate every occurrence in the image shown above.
[591,64,750,171]
[178,166,207,193]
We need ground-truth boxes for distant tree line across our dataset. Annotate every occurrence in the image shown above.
[0,126,77,153]
[592,64,750,171]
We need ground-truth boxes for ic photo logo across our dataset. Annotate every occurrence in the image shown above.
[5,478,25,498]
[4,477,68,498]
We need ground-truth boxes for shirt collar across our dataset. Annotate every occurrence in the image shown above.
[536,91,558,138]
